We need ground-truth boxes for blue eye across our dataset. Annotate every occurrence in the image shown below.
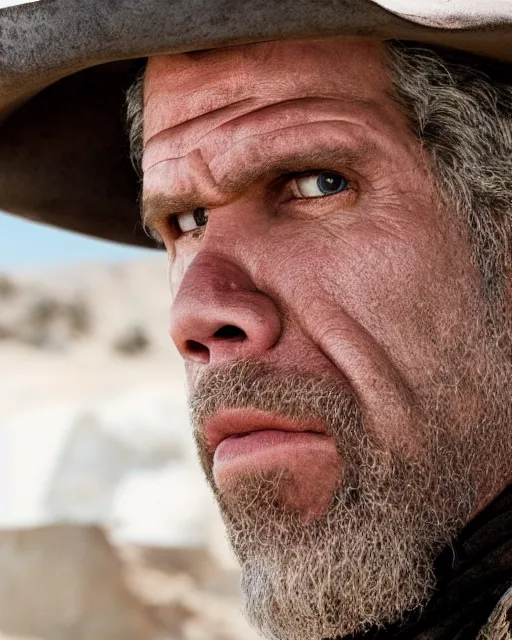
[316,171,348,195]
[292,171,348,198]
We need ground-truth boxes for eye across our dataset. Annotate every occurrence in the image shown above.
[290,170,349,199]
[176,207,209,234]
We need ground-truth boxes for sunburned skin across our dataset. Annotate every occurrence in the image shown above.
[142,38,484,519]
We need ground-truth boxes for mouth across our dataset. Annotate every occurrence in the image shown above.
[204,407,328,452]
[204,409,341,497]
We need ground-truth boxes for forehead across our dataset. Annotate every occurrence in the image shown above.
[143,38,391,142]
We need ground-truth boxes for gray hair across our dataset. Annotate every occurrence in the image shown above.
[125,44,512,312]
[125,66,145,178]
[385,42,512,320]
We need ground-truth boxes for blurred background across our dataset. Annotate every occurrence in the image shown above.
[0,212,258,640]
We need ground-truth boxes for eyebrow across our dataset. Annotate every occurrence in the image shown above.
[141,139,376,234]
[218,143,374,192]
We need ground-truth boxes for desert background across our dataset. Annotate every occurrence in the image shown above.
[0,214,259,640]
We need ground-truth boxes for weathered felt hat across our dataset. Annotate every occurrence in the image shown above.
[1,0,512,247]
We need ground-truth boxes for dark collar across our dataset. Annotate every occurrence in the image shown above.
[351,486,512,640]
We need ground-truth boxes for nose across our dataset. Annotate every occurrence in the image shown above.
[169,253,282,365]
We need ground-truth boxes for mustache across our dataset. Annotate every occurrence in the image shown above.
[188,359,364,477]
[189,359,357,429]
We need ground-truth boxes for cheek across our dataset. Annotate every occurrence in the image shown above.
[266,214,474,382]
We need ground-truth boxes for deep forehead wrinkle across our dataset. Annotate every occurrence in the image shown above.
[143,39,389,140]
[144,96,261,149]
[142,96,394,173]
[144,96,260,147]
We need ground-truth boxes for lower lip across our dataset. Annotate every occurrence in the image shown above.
[213,429,333,470]
[212,428,342,516]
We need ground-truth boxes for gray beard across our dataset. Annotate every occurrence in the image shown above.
[189,332,512,640]
[219,446,472,640]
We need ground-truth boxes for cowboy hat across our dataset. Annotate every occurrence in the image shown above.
[1,0,511,246]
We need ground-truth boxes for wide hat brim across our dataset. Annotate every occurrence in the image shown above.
[1,1,512,247]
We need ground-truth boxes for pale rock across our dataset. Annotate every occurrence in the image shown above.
[0,525,161,640]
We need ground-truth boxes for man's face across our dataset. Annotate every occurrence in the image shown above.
[142,40,511,639]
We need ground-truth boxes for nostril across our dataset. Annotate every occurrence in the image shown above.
[213,324,246,341]
[183,326,246,362]
[186,339,209,357]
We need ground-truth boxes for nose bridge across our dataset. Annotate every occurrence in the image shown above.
[169,251,282,365]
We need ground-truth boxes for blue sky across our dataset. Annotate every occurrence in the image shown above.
[0,212,157,269]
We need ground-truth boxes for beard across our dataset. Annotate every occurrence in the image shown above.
[189,323,512,640]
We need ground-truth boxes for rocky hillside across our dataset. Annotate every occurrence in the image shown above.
[0,258,259,640]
